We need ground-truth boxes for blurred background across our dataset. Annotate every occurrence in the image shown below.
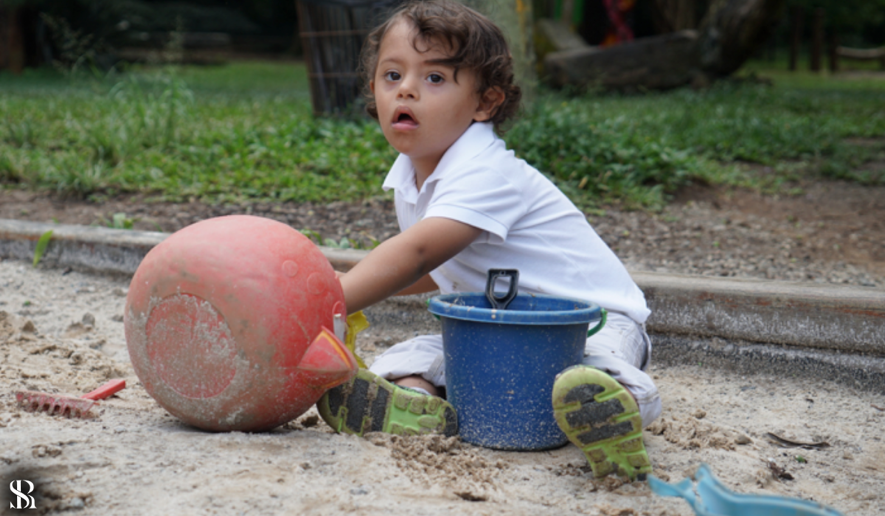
[2,1,883,75]
[0,1,882,218]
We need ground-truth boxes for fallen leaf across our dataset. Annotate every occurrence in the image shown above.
[765,432,830,449]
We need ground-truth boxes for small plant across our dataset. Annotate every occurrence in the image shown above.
[107,74,195,151]
[99,213,135,230]
[299,229,323,245]
[112,213,134,229]
[33,230,53,267]
[40,14,104,78]
[0,153,23,183]
[301,230,355,249]
[3,119,39,148]
[159,19,186,66]
[324,237,353,249]
[300,229,379,250]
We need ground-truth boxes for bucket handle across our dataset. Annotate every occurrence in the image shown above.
[486,269,519,309]
[587,308,607,337]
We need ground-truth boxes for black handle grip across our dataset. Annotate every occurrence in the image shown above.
[485,269,519,309]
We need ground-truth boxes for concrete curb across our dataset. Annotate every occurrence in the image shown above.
[2,218,884,358]
[0,219,163,276]
[633,272,885,355]
[651,334,885,392]
[0,218,368,277]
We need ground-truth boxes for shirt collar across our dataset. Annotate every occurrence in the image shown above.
[382,121,496,202]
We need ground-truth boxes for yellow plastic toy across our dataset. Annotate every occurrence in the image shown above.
[345,311,370,368]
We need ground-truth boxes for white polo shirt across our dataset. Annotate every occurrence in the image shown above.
[382,121,650,324]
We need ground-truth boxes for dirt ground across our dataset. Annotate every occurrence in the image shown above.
[1,177,884,287]
[2,175,885,514]
[2,256,885,515]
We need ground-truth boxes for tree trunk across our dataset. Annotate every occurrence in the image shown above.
[696,0,786,77]
[544,31,700,90]
[544,0,785,90]
[0,6,25,74]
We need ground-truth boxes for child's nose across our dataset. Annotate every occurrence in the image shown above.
[396,75,419,99]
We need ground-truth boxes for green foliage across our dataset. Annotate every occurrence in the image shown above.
[508,97,701,210]
[506,76,885,208]
[105,74,195,152]
[102,212,134,229]
[40,13,105,77]
[299,229,323,243]
[3,118,40,149]
[325,237,355,249]
[300,229,379,250]
[1,62,883,213]
[0,64,395,202]
[33,230,53,267]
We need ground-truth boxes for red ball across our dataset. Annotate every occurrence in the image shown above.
[125,215,357,431]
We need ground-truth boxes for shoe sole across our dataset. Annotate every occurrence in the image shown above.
[318,370,457,437]
[552,365,651,481]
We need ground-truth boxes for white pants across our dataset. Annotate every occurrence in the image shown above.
[369,311,662,428]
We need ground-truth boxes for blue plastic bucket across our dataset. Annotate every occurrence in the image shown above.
[428,292,602,450]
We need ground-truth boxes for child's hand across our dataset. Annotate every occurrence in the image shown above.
[334,270,346,279]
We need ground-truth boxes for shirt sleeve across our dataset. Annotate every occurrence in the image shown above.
[423,166,527,244]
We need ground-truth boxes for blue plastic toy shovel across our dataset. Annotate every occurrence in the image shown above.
[648,464,843,516]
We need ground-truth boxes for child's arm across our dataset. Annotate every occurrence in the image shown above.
[339,217,481,314]
[334,270,437,295]
[395,273,439,296]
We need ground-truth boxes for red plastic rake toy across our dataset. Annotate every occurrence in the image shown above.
[15,379,126,418]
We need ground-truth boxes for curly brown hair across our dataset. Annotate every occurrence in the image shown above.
[359,0,521,130]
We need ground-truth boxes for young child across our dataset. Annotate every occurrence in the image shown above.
[317,0,662,481]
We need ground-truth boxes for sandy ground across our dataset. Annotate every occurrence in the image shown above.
[2,257,885,515]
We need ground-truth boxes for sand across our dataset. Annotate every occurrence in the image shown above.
[2,258,884,515]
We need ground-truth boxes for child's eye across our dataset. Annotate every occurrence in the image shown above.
[427,73,444,84]
[384,71,401,81]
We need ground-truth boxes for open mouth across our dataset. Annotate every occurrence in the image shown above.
[392,107,418,128]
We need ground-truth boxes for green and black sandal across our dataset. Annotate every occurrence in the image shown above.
[552,365,651,481]
[318,369,458,437]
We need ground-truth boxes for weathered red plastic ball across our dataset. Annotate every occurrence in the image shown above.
[125,215,348,431]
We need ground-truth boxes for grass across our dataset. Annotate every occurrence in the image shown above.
[1,59,883,211]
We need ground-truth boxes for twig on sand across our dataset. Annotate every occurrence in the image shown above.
[765,432,830,449]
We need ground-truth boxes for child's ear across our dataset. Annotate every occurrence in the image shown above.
[474,87,505,123]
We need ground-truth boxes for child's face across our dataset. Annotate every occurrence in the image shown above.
[371,20,494,177]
